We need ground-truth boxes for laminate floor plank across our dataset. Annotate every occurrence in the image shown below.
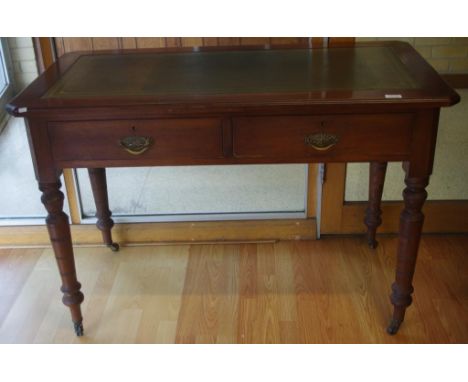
[0,235,466,343]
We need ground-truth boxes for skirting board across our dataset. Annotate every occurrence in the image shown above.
[0,218,317,247]
[338,200,468,234]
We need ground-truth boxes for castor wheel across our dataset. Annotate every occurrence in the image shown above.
[386,319,401,335]
[74,321,84,337]
[368,239,378,249]
[108,242,120,252]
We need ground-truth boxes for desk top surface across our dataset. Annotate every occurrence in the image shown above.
[7,42,460,114]
[44,46,418,97]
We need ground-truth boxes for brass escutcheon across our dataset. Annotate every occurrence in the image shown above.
[119,136,153,155]
[304,132,339,151]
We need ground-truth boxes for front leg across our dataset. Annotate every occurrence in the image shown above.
[387,173,428,335]
[40,180,85,336]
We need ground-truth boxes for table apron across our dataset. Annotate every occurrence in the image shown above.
[46,113,415,168]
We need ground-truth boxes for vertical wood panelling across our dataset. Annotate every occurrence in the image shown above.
[329,37,355,47]
[270,37,308,46]
[120,38,137,49]
[218,37,241,46]
[54,37,318,56]
[91,38,120,50]
[54,38,65,57]
[62,37,93,52]
[181,38,204,47]
[240,37,270,45]
[164,38,181,47]
[135,38,166,49]
[202,38,219,46]
[311,37,325,48]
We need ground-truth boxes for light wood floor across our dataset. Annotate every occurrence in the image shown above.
[0,235,467,343]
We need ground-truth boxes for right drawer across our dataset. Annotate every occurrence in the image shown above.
[232,114,414,162]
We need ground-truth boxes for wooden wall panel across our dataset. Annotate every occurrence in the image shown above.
[240,37,271,45]
[202,37,219,46]
[54,37,315,56]
[181,38,204,47]
[62,37,93,53]
[120,38,137,49]
[164,37,181,47]
[218,37,241,46]
[329,37,355,47]
[135,38,166,49]
[91,38,120,50]
[311,37,325,47]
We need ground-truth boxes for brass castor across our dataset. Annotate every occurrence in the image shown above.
[368,239,378,249]
[74,321,84,337]
[386,319,401,335]
[108,242,120,252]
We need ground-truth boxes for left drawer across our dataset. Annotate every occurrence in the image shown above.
[48,118,224,162]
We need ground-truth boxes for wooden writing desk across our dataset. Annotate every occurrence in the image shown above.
[6,42,460,337]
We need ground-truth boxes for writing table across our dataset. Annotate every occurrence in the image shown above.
[6,42,460,337]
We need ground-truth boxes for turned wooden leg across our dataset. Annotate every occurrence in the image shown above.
[364,162,388,248]
[88,168,119,252]
[40,180,85,336]
[387,172,429,335]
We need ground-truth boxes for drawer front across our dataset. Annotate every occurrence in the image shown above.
[48,118,223,162]
[233,114,414,161]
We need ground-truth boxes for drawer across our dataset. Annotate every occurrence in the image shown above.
[48,118,224,162]
[233,114,414,162]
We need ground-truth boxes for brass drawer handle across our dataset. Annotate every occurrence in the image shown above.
[305,132,339,151]
[119,136,153,155]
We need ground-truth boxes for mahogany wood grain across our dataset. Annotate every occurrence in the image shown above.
[48,118,224,164]
[7,43,459,114]
[329,37,356,47]
[39,180,84,336]
[233,114,413,162]
[385,109,439,333]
